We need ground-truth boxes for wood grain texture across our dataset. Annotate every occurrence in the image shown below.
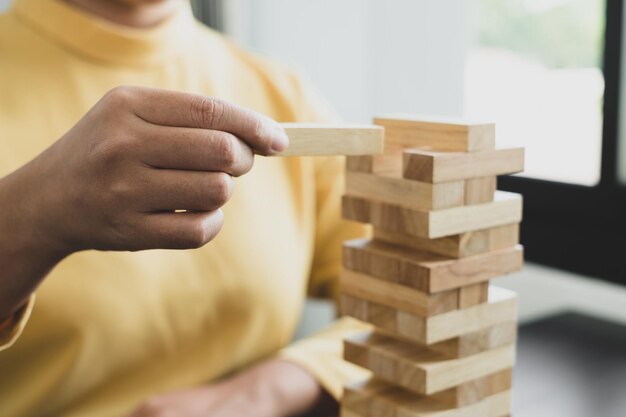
[429,322,518,359]
[458,282,490,309]
[344,330,515,395]
[343,191,523,239]
[345,171,465,211]
[341,286,518,344]
[402,148,524,183]
[464,177,496,205]
[277,123,384,156]
[372,224,520,259]
[346,143,406,177]
[374,115,495,153]
[347,155,375,173]
[429,369,513,408]
[341,269,459,317]
[343,378,511,417]
[343,239,523,293]
[340,319,516,360]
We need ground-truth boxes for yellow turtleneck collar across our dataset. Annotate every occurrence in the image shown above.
[11,0,195,67]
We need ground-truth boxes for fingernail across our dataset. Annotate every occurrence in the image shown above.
[271,125,289,152]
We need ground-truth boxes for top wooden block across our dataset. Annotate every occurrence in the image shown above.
[403,148,525,183]
[374,115,495,153]
[276,123,384,156]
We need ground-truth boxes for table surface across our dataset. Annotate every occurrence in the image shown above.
[513,312,626,417]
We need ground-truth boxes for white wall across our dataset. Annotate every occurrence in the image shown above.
[0,0,11,12]
[226,0,470,123]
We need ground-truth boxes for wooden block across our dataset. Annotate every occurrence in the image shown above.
[341,269,459,317]
[346,171,464,211]
[341,287,517,344]
[426,192,522,239]
[374,115,495,152]
[341,295,369,321]
[343,239,523,293]
[402,148,524,183]
[277,123,384,156]
[373,224,520,259]
[458,282,489,309]
[344,331,515,395]
[341,409,364,417]
[347,156,374,173]
[343,191,523,239]
[346,143,405,177]
[342,195,372,224]
[340,302,518,357]
[341,294,397,336]
[369,302,398,331]
[429,322,518,358]
[464,177,496,205]
[430,369,513,408]
[343,379,511,417]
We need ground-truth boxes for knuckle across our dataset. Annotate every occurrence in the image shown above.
[215,133,237,169]
[108,178,133,203]
[211,172,233,205]
[93,136,132,167]
[102,86,137,109]
[193,96,226,128]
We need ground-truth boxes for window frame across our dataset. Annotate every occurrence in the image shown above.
[498,0,626,284]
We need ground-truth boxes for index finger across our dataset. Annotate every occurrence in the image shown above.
[121,87,289,155]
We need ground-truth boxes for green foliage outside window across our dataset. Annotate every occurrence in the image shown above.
[478,0,605,68]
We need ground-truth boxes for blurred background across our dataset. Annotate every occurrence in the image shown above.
[2,0,624,415]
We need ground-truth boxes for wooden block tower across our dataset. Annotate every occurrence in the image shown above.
[340,115,525,417]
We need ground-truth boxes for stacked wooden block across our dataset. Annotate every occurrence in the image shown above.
[340,116,525,417]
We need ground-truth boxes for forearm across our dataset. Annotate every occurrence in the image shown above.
[0,164,67,320]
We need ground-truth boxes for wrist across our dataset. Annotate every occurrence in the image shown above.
[0,161,69,318]
[0,154,72,261]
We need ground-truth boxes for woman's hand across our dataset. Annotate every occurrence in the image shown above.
[0,86,288,320]
[129,359,336,417]
[24,86,288,253]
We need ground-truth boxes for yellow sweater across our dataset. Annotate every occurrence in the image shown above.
[0,1,368,416]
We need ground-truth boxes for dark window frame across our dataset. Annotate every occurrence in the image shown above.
[498,0,626,284]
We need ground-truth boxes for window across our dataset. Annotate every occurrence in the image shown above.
[475,0,626,284]
[202,0,625,284]
[466,0,606,185]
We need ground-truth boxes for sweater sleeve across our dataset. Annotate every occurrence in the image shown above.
[0,295,35,352]
[278,153,371,399]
